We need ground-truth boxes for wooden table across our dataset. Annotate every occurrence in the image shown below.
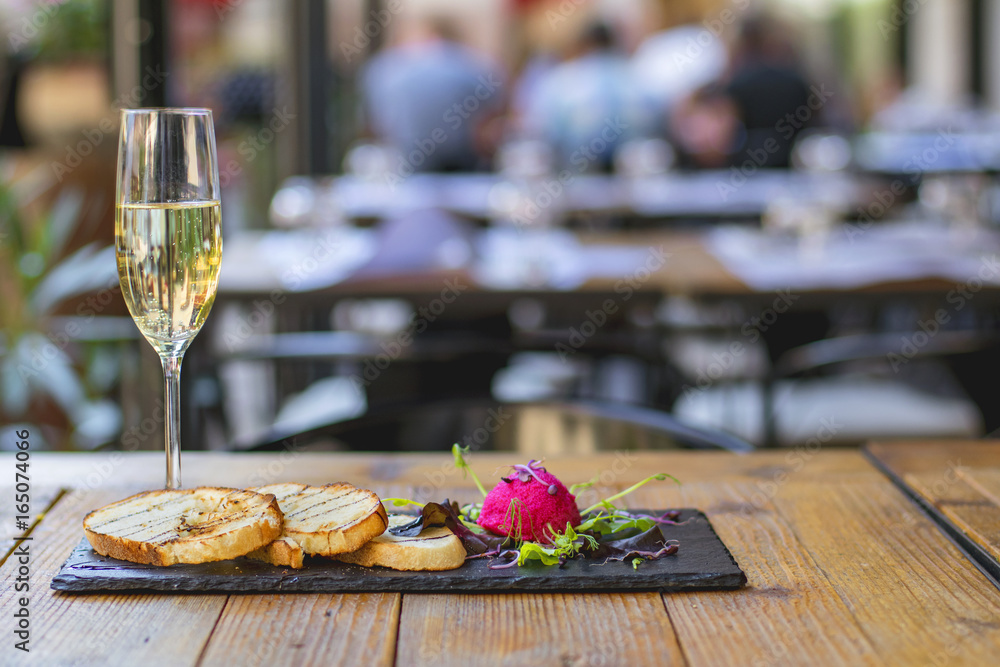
[4,446,1000,666]
[866,440,1000,583]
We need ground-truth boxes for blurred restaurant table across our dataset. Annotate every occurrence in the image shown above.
[5,441,1000,665]
[273,170,871,224]
[218,221,1000,299]
[204,210,1000,449]
[855,131,1000,174]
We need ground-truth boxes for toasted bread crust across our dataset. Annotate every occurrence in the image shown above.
[251,483,388,559]
[83,488,284,566]
[335,514,467,571]
[246,536,305,569]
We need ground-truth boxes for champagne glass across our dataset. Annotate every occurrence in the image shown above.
[116,109,222,489]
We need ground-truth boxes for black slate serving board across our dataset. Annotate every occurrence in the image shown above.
[51,509,745,594]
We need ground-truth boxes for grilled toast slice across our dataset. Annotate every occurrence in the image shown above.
[246,536,304,569]
[335,513,467,571]
[247,483,387,563]
[83,487,283,566]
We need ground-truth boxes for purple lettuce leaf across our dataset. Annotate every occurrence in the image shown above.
[588,526,679,563]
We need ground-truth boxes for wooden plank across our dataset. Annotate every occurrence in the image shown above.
[960,469,1000,507]
[198,594,399,667]
[774,480,1000,664]
[904,473,989,505]
[396,592,685,667]
[936,504,1000,563]
[9,449,996,666]
[626,482,884,666]
[0,488,227,667]
[866,440,1000,474]
[866,441,1000,582]
[0,485,63,562]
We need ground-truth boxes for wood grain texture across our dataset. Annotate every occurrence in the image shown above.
[0,489,227,667]
[0,485,63,563]
[866,441,1000,574]
[628,482,883,666]
[866,441,1000,471]
[198,593,400,667]
[960,469,1000,506]
[774,480,1000,665]
[936,504,1000,562]
[396,592,685,667]
[9,447,1000,667]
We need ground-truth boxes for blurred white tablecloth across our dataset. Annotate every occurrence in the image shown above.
[706,221,1000,291]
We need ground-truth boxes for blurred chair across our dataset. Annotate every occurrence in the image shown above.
[762,331,996,445]
[674,331,993,447]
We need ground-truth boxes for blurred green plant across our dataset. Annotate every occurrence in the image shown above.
[31,0,107,61]
[0,178,122,449]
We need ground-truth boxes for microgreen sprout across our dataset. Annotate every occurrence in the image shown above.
[568,475,599,495]
[516,522,598,566]
[381,498,425,509]
[575,511,659,536]
[452,443,489,498]
[580,473,680,516]
[499,496,525,546]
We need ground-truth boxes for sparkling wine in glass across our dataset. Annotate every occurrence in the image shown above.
[116,108,222,489]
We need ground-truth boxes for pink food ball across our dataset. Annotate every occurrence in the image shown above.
[477,466,582,544]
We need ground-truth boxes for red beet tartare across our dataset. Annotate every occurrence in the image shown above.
[477,460,582,543]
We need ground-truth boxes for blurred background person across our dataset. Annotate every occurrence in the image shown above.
[631,20,728,132]
[723,14,816,169]
[669,84,738,169]
[522,21,655,172]
[360,14,505,173]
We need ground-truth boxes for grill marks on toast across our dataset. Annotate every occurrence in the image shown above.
[249,483,388,560]
[94,494,265,543]
[82,488,284,566]
[386,534,454,545]
[283,489,362,522]
[85,495,192,535]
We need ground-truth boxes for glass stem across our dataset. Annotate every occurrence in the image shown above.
[161,353,184,489]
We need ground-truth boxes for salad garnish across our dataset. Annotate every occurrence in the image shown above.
[382,446,684,570]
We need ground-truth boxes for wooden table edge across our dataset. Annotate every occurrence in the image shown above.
[861,444,1000,590]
